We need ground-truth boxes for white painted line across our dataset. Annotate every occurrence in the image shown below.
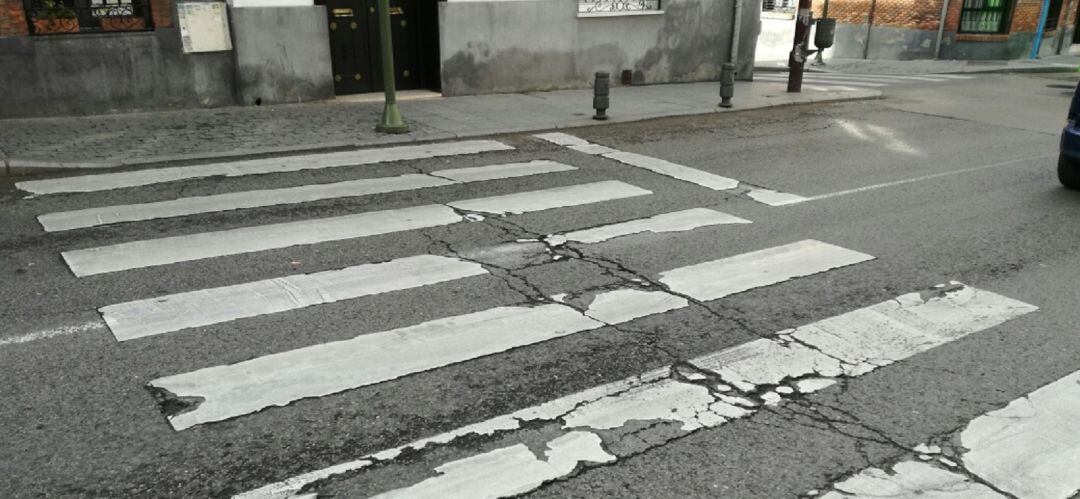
[62,205,464,277]
[583,289,688,324]
[560,208,750,244]
[39,160,575,232]
[803,154,1054,203]
[754,75,890,87]
[100,255,486,341]
[152,304,605,431]
[38,175,453,232]
[814,72,972,81]
[746,188,808,207]
[373,432,614,499]
[533,132,590,147]
[660,239,874,301]
[0,320,106,347]
[245,283,1034,499]
[960,369,1080,498]
[16,140,514,195]
[447,180,651,215]
[429,160,576,183]
[602,150,740,191]
[820,461,1003,499]
[568,143,619,155]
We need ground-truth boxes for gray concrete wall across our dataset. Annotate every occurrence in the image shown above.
[827,22,1072,61]
[0,29,235,119]
[438,0,757,96]
[230,6,335,106]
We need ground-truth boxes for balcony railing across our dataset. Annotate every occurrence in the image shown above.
[23,0,153,35]
[578,0,662,13]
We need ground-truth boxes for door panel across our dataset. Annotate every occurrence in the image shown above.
[320,0,429,95]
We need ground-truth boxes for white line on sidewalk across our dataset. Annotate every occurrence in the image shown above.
[101,255,487,341]
[154,239,873,431]
[660,239,874,301]
[552,208,751,244]
[235,282,1035,499]
[802,154,1054,203]
[39,160,576,232]
[821,368,1080,499]
[0,320,107,348]
[16,140,514,195]
[754,75,890,87]
[61,180,652,277]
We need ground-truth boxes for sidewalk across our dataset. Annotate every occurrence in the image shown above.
[756,53,1080,75]
[0,81,878,175]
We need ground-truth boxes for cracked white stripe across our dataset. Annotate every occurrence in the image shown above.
[447,180,650,215]
[558,208,750,244]
[16,140,514,195]
[39,160,575,232]
[820,461,1003,499]
[101,255,487,341]
[233,282,1031,499]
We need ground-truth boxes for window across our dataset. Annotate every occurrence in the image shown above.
[578,0,662,14]
[1044,0,1063,31]
[762,0,796,14]
[23,0,153,35]
[958,0,1011,34]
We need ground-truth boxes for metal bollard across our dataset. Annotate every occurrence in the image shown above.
[719,63,735,108]
[593,71,610,121]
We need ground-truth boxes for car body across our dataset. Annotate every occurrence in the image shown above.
[1059,80,1080,189]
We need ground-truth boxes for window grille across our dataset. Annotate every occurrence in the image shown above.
[578,0,662,13]
[22,0,153,35]
[959,0,1011,34]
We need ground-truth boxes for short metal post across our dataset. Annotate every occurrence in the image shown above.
[376,0,408,134]
[719,63,735,108]
[787,0,813,93]
[593,71,610,121]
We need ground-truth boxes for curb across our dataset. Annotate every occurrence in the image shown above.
[0,90,882,178]
[753,64,1076,76]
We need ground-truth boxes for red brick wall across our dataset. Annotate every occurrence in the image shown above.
[1010,0,1045,32]
[151,0,172,28]
[0,0,28,37]
[813,0,1077,35]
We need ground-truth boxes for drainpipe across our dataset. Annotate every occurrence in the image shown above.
[1031,0,1052,59]
[934,0,952,59]
[730,0,743,66]
[863,0,878,59]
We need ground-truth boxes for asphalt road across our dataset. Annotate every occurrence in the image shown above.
[1,72,1078,498]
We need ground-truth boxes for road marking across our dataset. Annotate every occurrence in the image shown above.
[659,239,874,301]
[746,188,808,206]
[820,461,1003,499]
[447,180,650,215]
[534,132,590,147]
[152,305,606,431]
[802,154,1055,203]
[62,205,464,277]
[960,369,1080,498]
[237,283,1034,499]
[0,320,106,348]
[156,239,875,431]
[821,368,1080,499]
[100,255,487,341]
[39,160,576,232]
[755,75,890,87]
[61,181,651,277]
[555,208,750,244]
[16,140,514,195]
[602,150,741,190]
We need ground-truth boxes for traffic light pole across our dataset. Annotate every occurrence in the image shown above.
[787,0,813,93]
[376,0,408,134]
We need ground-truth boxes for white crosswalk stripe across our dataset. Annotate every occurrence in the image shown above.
[534,133,808,206]
[16,139,514,195]
[237,282,1036,499]
[38,160,576,232]
[753,72,975,91]
[820,368,1080,499]
[149,239,873,431]
[61,180,651,277]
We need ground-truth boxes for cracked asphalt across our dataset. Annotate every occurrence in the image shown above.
[2,73,1079,497]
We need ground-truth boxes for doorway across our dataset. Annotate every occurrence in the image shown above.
[317,0,441,95]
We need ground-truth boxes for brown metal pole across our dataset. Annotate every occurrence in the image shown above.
[788,0,813,92]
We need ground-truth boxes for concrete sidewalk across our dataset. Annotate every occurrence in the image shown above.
[756,53,1080,75]
[0,81,877,175]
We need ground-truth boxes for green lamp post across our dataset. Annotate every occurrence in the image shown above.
[376,0,409,134]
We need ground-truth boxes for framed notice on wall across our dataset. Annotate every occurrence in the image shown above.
[177,2,233,53]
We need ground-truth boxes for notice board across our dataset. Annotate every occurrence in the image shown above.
[177,2,232,53]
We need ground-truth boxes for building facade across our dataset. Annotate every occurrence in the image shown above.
[816,0,1078,60]
[0,0,761,119]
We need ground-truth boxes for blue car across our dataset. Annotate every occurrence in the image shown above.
[1061,81,1080,189]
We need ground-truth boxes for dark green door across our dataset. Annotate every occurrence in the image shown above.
[320,0,424,95]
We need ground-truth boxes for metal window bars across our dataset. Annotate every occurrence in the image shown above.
[23,0,153,35]
[958,0,1010,34]
[578,0,662,13]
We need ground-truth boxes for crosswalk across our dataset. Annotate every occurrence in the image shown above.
[15,132,1070,498]
[753,72,975,92]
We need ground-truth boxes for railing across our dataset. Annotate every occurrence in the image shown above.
[23,0,153,35]
[578,0,662,13]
